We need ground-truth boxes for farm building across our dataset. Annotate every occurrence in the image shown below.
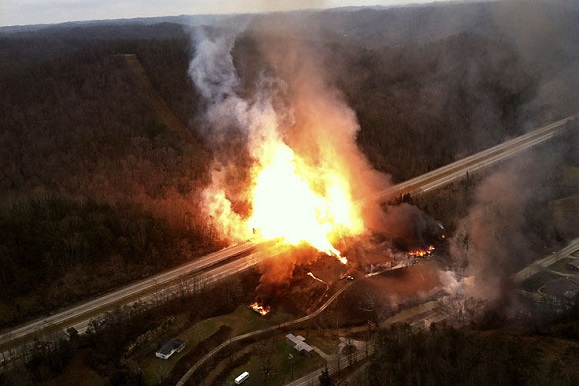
[155,338,185,360]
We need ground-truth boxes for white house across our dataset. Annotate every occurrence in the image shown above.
[286,333,314,357]
[155,338,185,360]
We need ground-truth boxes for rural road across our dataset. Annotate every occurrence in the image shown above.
[0,113,575,365]
[175,281,355,386]
[282,236,579,386]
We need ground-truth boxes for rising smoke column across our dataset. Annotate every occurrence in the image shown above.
[186,16,395,301]
[188,21,268,241]
[188,18,390,248]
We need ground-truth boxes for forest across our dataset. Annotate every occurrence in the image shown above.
[0,1,578,329]
[367,315,579,385]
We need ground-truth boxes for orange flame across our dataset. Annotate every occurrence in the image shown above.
[407,245,435,257]
[247,133,363,261]
[249,302,271,316]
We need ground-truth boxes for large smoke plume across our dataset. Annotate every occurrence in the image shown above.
[187,17,391,292]
[439,0,579,320]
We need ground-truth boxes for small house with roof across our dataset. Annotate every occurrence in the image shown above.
[286,333,314,357]
[155,338,185,360]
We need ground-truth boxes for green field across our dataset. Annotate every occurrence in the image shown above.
[140,305,296,384]
[562,166,579,186]
[222,336,326,386]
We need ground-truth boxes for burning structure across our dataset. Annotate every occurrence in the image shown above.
[408,245,435,258]
[249,302,271,316]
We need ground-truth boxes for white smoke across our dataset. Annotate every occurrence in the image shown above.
[187,21,293,241]
[188,24,251,141]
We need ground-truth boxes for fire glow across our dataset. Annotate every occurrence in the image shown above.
[247,132,362,262]
[249,302,271,316]
[408,245,435,257]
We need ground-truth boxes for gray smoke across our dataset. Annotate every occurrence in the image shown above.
[494,0,579,122]
[188,22,251,143]
[449,146,564,304]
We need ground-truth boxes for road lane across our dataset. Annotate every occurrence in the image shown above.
[514,238,579,283]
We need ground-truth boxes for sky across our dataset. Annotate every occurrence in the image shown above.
[0,0,455,27]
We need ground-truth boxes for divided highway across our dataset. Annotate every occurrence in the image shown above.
[0,242,257,352]
[367,115,575,202]
[0,114,575,364]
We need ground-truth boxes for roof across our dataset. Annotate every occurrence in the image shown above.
[286,334,314,353]
[157,338,184,356]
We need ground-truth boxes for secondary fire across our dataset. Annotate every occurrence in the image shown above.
[249,302,271,316]
[408,245,435,257]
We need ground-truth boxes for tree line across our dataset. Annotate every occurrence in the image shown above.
[368,321,578,385]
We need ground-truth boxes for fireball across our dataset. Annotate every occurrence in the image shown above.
[247,132,363,260]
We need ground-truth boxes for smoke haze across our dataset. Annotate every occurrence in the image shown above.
[186,1,578,305]
[449,146,565,306]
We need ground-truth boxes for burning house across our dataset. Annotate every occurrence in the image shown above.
[249,302,270,316]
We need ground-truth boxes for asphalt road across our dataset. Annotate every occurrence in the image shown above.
[514,237,579,283]
[0,241,256,352]
[283,236,579,386]
[366,115,575,202]
[0,114,575,365]
[175,280,355,386]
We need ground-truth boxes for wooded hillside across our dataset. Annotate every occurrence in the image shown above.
[0,1,577,327]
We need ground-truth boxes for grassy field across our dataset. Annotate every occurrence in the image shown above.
[562,166,579,185]
[139,304,296,384]
[547,257,574,273]
[306,335,340,356]
[44,352,106,386]
[552,195,579,239]
[222,335,326,386]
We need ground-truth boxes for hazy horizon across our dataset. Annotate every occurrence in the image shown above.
[1,0,461,28]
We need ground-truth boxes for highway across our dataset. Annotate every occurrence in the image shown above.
[0,241,257,352]
[284,237,579,386]
[0,114,575,366]
[367,115,575,202]
[514,237,579,283]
